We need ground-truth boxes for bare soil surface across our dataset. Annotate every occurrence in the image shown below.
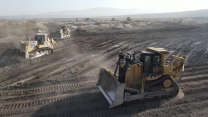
[0,25,208,117]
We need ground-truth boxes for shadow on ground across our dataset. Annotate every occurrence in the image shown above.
[31,91,109,117]
[31,90,174,117]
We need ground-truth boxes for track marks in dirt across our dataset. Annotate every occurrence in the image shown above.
[1,70,208,116]
[1,26,208,116]
[0,81,96,98]
[27,86,208,117]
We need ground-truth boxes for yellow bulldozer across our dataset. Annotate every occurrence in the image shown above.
[96,47,186,108]
[50,25,70,40]
[20,32,56,59]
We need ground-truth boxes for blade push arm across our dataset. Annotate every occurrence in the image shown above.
[170,55,186,80]
[171,55,186,72]
[114,51,124,76]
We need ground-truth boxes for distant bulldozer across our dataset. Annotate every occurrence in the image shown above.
[20,32,56,59]
[50,25,70,40]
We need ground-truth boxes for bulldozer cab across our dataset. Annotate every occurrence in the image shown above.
[35,34,46,45]
[62,26,67,31]
[141,51,161,74]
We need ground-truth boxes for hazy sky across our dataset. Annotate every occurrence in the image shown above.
[0,0,208,16]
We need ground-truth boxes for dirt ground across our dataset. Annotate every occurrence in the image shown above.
[0,25,208,117]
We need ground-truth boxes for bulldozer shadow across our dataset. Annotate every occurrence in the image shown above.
[31,91,109,117]
[31,90,183,117]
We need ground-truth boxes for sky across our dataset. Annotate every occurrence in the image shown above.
[0,0,208,16]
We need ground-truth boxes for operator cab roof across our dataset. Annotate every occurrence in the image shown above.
[146,47,169,55]
[141,50,156,54]
[35,33,48,36]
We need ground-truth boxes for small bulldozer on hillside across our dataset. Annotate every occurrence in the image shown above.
[50,25,70,40]
[96,47,186,108]
[20,32,56,59]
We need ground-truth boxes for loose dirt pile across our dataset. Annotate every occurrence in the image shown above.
[0,25,208,117]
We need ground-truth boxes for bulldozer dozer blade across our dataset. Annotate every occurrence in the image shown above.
[96,68,125,108]
[25,50,50,59]
[29,53,46,59]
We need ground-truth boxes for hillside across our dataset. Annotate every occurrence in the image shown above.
[1,8,208,19]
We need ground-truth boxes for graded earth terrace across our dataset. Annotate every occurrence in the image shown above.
[0,19,208,117]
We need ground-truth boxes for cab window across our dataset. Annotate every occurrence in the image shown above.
[153,55,161,63]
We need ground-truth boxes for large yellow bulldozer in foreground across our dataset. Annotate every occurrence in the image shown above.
[20,32,56,59]
[96,47,186,108]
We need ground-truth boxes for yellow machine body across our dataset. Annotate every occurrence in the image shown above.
[50,25,70,40]
[20,33,56,59]
[96,47,186,108]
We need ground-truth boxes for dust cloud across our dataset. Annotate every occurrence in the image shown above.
[160,89,184,106]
